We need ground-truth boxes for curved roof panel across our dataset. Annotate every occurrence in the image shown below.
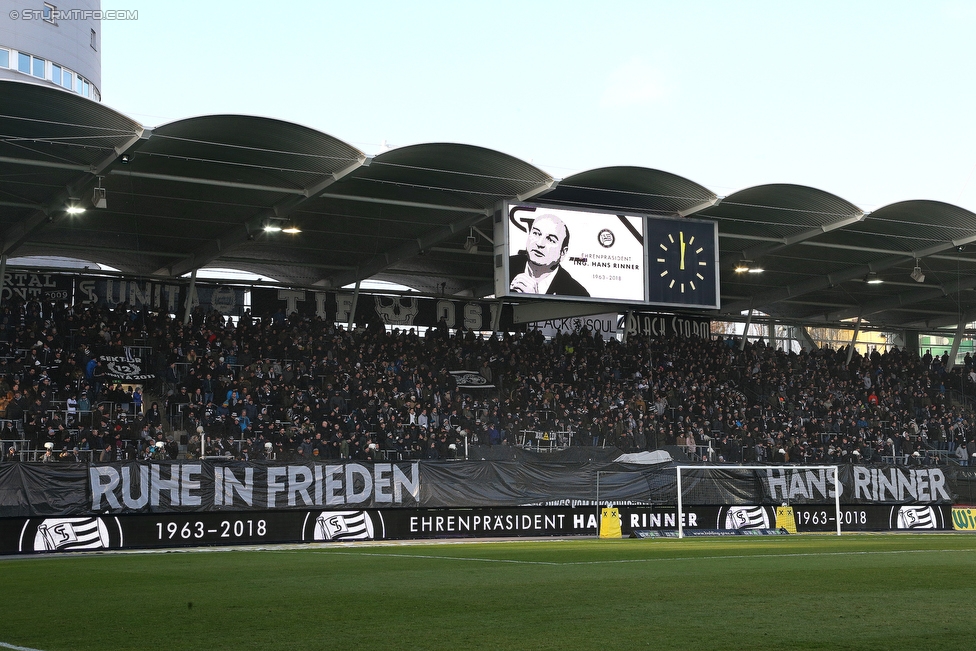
[0,79,142,208]
[329,143,554,210]
[3,80,976,330]
[144,115,365,191]
[0,79,142,152]
[702,183,864,241]
[536,166,716,216]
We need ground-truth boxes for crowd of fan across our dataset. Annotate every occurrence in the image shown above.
[1,297,975,466]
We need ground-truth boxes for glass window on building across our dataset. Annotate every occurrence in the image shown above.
[0,49,8,69]
[32,56,44,78]
[18,52,30,74]
[91,28,96,51]
[83,80,90,97]
[61,70,72,89]
[51,64,61,86]
[43,3,57,24]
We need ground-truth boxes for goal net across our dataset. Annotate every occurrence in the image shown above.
[675,465,841,537]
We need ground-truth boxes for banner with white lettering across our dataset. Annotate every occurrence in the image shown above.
[760,466,955,505]
[528,313,619,340]
[98,353,155,382]
[75,277,244,316]
[141,459,971,509]
[250,288,518,331]
[1,272,73,303]
[449,371,494,390]
[192,286,244,316]
[86,461,423,514]
[621,312,711,339]
[0,462,966,519]
[0,503,955,555]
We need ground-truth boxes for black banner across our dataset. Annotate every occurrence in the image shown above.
[98,353,155,382]
[449,370,494,389]
[621,312,711,339]
[0,269,510,327]
[527,313,619,339]
[0,503,954,555]
[2,271,74,303]
[0,461,966,520]
[761,466,952,504]
[86,461,422,514]
[250,288,517,331]
[75,277,245,316]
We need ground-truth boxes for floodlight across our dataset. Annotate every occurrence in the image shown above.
[92,186,107,209]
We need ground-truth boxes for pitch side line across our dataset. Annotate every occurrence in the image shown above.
[0,641,48,651]
[307,546,974,566]
[321,551,561,565]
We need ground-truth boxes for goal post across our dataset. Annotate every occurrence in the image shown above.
[676,465,842,538]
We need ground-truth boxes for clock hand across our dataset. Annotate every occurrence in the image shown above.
[679,231,686,271]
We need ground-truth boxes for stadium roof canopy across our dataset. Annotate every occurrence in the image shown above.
[2,79,976,332]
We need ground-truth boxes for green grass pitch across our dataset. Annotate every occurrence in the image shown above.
[2,534,976,651]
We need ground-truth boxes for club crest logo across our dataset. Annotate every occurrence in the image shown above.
[22,517,123,552]
[100,354,155,381]
[105,360,141,376]
[890,505,943,530]
[718,506,772,530]
[311,511,379,541]
[209,287,238,314]
[450,371,488,387]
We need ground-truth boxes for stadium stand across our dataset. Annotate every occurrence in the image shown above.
[1,295,972,468]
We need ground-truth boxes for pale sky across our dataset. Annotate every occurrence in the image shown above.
[100,0,976,215]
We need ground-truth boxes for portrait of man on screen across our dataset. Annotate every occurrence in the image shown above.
[508,213,589,297]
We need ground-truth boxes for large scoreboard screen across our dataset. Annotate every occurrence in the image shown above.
[494,202,719,309]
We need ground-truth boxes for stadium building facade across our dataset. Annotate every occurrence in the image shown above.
[0,0,101,101]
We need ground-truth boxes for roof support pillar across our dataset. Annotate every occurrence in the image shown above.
[620,310,633,344]
[183,269,197,325]
[946,320,967,371]
[346,280,361,331]
[739,309,753,351]
[491,298,504,333]
[0,254,6,313]
[795,326,819,352]
[846,316,862,364]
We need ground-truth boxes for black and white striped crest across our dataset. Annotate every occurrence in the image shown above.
[313,511,375,541]
[34,517,111,551]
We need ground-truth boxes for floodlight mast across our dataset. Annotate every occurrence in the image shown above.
[676,465,842,538]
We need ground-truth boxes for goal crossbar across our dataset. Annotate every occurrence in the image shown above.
[675,465,842,538]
